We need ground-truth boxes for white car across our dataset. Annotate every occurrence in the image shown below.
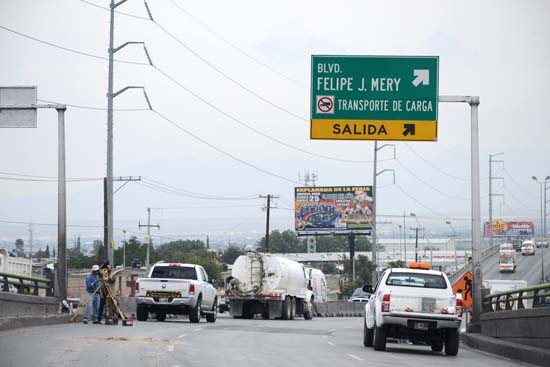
[349,287,371,302]
[0,282,18,293]
[521,241,536,256]
[135,263,218,323]
[363,263,462,356]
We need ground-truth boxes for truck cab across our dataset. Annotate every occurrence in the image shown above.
[363,262,462,355]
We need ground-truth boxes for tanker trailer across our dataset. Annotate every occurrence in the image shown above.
[228,252,315,320]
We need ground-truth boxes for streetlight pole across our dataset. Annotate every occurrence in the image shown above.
[532,176,549,283]
[447,221,459,272]
[489,153,504,248]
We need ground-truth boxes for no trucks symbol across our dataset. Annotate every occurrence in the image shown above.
[316,96,334,114]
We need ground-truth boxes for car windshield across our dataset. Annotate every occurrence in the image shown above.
[500,257,514,264]
[151,266,197,280]
[386,272,447,289]
[351,288,370,297]
[500,244,513,251]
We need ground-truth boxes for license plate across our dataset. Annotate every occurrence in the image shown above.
[414,322,429,331]
[159,298,169,303]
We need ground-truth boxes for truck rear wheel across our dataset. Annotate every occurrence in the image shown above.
[363,323,374,347]
[373,325,387,351]
[281,297,291,320]
[431,340,444,352]
[136,306,148,322]
[189,297,201,323]
[290,298,296,320]
[444,330,460,356]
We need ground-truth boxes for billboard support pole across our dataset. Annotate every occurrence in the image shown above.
[349,235,355,280]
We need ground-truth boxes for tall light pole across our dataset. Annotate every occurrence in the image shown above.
[410,213,421,262]
[532,176,549,283]
[446,221,459,272]
[489,153,504,248]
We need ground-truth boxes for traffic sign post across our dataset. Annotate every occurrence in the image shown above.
[310,55,439,141]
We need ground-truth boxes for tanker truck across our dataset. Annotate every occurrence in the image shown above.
[227,252,324,320]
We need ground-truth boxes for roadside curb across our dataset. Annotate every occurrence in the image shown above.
[461,332,550,367]
[0,315,71,332]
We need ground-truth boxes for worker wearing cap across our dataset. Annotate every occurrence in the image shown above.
[83,265,101,324]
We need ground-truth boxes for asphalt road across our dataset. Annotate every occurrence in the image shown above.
[482,246,550,285]
[0,315,536,367]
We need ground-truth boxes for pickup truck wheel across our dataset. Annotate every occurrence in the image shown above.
[136,306,148,322]
[363,323,374,347]
[189,297,202,323]
[444,330,460,356]
[206,298,217,323]
[156,312,166,322]
[431,340,444,352]
[373,325,387,351]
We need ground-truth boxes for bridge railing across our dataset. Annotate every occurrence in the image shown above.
[448,243,500,284]
[482,283,550,312]
[0,271,52,296]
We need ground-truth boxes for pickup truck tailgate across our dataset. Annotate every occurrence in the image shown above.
[138,278,190,298]
[389,289,455,314]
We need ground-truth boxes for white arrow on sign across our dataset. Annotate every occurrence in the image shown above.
[412,69,430,87]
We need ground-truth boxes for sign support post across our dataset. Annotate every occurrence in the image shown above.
[439,95,482,330]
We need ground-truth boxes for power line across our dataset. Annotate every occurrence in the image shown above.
[403,143,469,182]
[502,167,538,199]
[144,3,306,122]
[38,99,149,111]
[395,159,470,201]
[393,183,448,218]
[78,0,149,20]
[0,25,148,65]
[167,0,305,88]
[151,109,301,185]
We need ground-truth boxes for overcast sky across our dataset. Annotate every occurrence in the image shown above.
[0,0,548,247]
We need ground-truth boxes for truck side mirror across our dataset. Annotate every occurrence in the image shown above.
[363,285,373,293]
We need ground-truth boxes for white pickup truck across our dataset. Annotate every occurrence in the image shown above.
[364,263,462,355]
[135,262,217,323]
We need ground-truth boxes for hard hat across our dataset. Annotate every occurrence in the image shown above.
[92,265,100,271]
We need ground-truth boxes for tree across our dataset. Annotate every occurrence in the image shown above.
[114,236,146,266]
[257,230,306,253]
[93,240,105,264]
[222,246,244,265]
[14,238,24,257]
[45,245,50,258]
[387,260,406,268]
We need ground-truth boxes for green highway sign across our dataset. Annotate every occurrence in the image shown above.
[310,55,439,141]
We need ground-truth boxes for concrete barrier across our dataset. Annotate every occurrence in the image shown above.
[314,301,365,317]
[0,292,60,318]
[0,315,70,332]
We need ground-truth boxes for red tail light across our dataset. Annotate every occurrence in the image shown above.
[189,284,195,295]
[381,294,391,312]
[456,297,463,317]
[135,281,139,293]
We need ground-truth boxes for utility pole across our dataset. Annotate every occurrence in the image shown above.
[403,212,406,263]
[410,227,420,262]
[260,194,279,253]
[28,223,33,274]
[122,230,127,269]
[106,0,152,265]
[104,176,141,261]
[139,208,160,269]
[488,153,504,248]
[300,170,318,253]
[372,141,395,284]
[349,234,355,279]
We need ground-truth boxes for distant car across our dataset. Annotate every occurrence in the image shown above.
[131,259,143,268]
[539,295,550,308]
[348,287,371,302]
[535,240,549,248]
[218,296,230,313]
[0,282,18,294]
[512,240,523,252]
[521,241,536,256]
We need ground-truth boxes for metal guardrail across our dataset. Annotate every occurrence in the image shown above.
[0,271,52,296]
[448,244,500,284]
[482,283,550,312]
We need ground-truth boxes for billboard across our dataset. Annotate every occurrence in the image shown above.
[483,220,535,237]
[295,186,373,235]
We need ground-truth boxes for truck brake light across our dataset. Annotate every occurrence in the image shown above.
[456,297,463,317]
[381,294,391,312]
[189,283,195,295]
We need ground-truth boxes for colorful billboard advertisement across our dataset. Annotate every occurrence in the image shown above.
[295,186,373,235]
[483,220,535,237]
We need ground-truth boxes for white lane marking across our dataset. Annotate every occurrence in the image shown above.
[322,335,328,339]
[347,354,364,362]
[193,327,203,332]
[167,345,175,352]
[177,334,187,339]
[327,341,336,347]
